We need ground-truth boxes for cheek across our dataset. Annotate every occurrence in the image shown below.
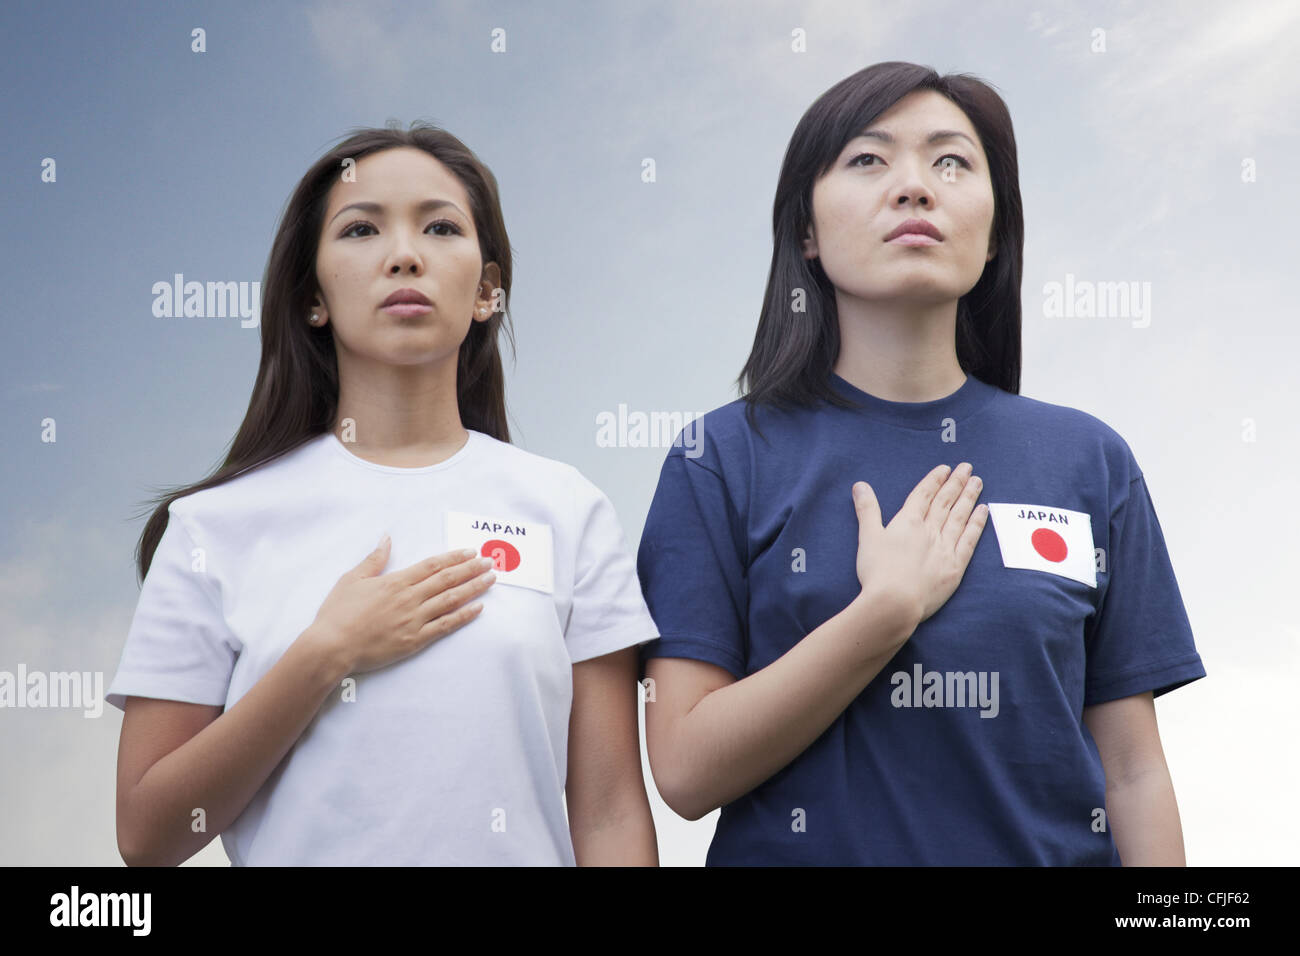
[451,250,486,297]
[967,187,996,235]
[814,188,869,260]
[456,248,483,282]
[317,252,360,293]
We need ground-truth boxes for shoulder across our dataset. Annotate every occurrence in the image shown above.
[991,386,1142,484]
[654,398,765,474]
[471,431,619,523]
[471,430,596,491]
[163,434,326,534]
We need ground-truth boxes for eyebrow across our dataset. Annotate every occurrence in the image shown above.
[852,128,978,149]
[329,198,465,225]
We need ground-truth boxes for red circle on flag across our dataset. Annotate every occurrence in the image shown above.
[481,539,521,571]
[1031,528,1068,563]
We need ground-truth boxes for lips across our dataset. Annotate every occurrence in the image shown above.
[885,219,943,241]
[381,288,432,307]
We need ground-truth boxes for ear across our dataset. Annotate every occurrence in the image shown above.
[311,295,329,327]
[802,225,818,261]
[473,262,503,322]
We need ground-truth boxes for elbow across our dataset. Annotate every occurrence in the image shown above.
[117,797,143,866]
[119,835,177,868]
[651,762,717,823]
[666,789,717,824]
[647,727,721,822]
[119,825,184,867]
[117,795,176,867]
[118,818,158,867]
[117,829,150,868]
[669,796,714,823]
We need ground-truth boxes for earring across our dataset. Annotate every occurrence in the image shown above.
[309,313,320,325]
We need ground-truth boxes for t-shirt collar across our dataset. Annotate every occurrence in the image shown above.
[323,429,480,474]
[827,370,997,430]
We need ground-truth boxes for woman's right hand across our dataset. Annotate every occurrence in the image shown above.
[852,462,987,636]
[306,537,497,676]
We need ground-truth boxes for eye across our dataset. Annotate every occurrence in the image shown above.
[339,219,463,238]
[847,152,972,171]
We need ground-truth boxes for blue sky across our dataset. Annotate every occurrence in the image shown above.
[2,0,1297,865]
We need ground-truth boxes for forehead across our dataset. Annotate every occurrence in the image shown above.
[872,90,975,131]
[324,147,470,212]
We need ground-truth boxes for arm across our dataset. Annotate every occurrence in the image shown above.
[566,646,658,865]
[1082,691,1187,866]
[645,591,916,821]
[116,628,349,866]
[642,465,981,821]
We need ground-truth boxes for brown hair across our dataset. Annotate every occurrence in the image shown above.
[132,122,515,582]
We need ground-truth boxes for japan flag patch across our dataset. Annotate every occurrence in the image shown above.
[986,503,1097,588]
[444,511,555,595]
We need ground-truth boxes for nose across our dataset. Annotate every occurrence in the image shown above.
[385,229,424,275]
[891,157,935,208]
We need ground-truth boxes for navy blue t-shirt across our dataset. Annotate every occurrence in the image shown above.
[636,371,1205,865]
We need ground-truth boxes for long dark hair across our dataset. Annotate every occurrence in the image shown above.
[132,122,516,582]
[738,61,1023,421]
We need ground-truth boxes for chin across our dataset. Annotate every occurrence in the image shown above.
[840,277,960,303]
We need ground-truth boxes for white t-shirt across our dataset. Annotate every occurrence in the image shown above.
[107,429,660,865]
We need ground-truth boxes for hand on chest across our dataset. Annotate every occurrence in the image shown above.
[761,490,1103,645]
[444,510,555,595]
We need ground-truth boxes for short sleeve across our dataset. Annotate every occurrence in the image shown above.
[563,474,662,664]
[636,450,748,681]
[1084,472,1205,705]
[105,511,239,712]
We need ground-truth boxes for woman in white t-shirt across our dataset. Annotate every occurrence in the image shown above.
[110,125,661,866]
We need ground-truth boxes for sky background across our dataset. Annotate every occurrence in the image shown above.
[2,0,1297,866]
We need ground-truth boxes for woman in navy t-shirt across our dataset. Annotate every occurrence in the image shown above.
[636,61,1205,865]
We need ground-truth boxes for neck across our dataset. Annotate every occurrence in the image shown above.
[331,349,467,457]
[831,292,966,402]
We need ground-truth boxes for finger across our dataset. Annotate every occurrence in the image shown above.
[419,572,494,632]
[418,565,496,618]
[939,473,982,548]
[353,534,392,577]
[901,464,953,518]
[418,599,485,645]
[953,502,989,567]
[413,553,493,604]
[923,462,972,528]
[395,547,481,587]
[852,480,882,542]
